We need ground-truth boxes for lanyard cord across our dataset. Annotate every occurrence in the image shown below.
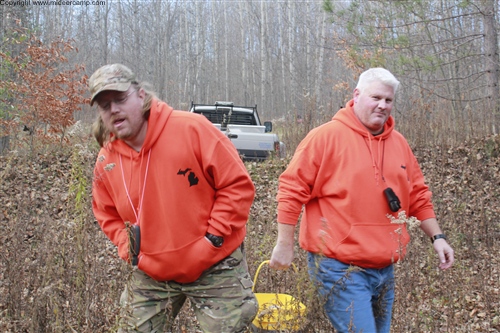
[119,149,152,225]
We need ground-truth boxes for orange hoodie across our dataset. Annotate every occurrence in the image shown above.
[92,98,255,283]
[277,100,435,268]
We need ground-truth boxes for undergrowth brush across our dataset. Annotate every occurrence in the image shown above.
[0,131,499,332]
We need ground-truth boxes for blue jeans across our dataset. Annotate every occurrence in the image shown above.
[307,253,395,333]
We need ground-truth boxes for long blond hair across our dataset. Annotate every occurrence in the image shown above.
[91,82,157,148]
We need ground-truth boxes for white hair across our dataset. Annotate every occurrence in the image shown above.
[356,68,400,93]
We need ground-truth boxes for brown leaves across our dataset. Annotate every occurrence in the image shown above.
[393,135,500,332]
[1,134,500,332]
[0,33,88,147]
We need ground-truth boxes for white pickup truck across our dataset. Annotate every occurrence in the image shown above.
[190,101,286,161]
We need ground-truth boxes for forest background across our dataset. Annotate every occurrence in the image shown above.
[0,0,499,332]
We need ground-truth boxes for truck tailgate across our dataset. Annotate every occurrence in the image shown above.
[225,131,275,151]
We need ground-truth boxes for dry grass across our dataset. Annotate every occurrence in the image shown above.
[0,124,499,332]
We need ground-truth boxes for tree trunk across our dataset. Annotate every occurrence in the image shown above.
[482,0,500,133]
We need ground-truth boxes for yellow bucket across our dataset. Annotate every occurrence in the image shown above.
[251,260,307,331]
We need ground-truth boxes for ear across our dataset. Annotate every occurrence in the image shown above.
[138,88,146,99]
[353,88,360,103]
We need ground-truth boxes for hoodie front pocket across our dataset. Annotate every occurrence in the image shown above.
[333,223,410,267]
[138,237,229,283]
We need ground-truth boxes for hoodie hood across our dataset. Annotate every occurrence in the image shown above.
[333,99,396,186]
[107,97,173,155]
[333,99,395,140]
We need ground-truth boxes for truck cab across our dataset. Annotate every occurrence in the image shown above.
[190,101,286,161]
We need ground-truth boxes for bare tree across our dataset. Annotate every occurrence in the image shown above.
[3,2,339,125]
[481,0,500,132]
[324,0,500,141]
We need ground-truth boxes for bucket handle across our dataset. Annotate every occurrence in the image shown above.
[252,260,298,292]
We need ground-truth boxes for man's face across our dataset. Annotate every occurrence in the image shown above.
[95,87,147,145]
[352,81,395,135]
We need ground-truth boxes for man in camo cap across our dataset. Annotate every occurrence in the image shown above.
[89,63,258,332]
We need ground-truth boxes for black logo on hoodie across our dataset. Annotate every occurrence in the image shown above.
[177,168,199,187]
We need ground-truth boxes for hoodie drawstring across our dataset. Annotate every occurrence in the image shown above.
[365,136,386,186]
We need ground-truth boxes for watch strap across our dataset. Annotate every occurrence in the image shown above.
[206,233,224,247]
[431,233,447,243]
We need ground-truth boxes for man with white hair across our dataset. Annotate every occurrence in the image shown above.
[270,68,454,333]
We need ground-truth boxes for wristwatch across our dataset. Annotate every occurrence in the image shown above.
[431,233,447,243]
[205,233,224,247]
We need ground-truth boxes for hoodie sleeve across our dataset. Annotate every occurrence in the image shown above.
[92,161,130,261]
[201,128,256,237]
[276,129,322,225]
[407,151,436,221]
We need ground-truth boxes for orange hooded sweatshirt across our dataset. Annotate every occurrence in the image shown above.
[277,100,435,268]
[92,98,255,283]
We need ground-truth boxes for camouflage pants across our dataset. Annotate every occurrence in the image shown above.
[118,245,258,333]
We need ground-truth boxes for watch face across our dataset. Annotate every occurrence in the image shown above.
[207,233,223,247]
[213,236,223,247]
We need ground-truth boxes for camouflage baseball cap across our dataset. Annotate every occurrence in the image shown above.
[88,64,137,105]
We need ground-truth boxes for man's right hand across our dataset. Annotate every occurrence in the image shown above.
[269,223,296,270]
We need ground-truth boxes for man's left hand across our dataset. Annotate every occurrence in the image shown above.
[433,239,454,270]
